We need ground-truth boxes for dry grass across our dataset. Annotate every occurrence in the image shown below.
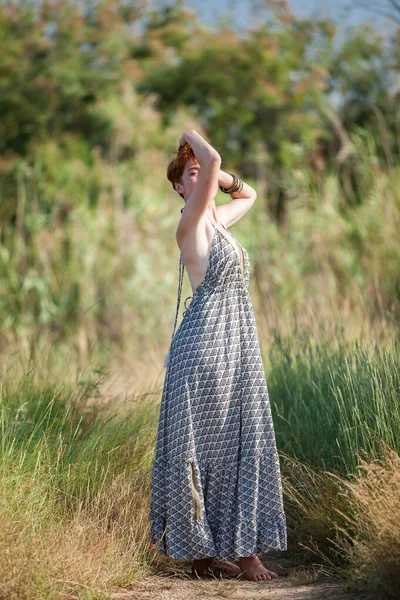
[279,452,354,573]
[1,440,399,599]
[330,442,400,600]
[281,444,400,599]
[1,334,399,599]
[0,465,158,600]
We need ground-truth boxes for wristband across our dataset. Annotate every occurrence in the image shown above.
[219,173,244,194]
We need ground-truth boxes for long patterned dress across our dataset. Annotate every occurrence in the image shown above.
[150,218,287,560]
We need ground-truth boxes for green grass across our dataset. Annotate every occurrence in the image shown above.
[0,327,399,597]
[1,129,400,356]
[0,363,161,598]
[267,325,400,473]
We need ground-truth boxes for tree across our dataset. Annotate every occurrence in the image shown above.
[0,0,145,155]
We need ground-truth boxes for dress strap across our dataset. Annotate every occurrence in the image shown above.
[171,253,185,348]
[164,207,187,368]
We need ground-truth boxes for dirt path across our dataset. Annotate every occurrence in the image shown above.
[112,551,371,600]
[122,576,359,600]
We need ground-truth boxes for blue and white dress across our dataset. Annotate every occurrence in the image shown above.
[150,219,287,561]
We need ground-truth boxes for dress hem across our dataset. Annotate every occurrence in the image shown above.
[150,514,288,561]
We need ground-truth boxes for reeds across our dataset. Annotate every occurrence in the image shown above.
[1,127,400,363]
[266,326,400,473]
[0,364,161,599]
[0,332,399,598]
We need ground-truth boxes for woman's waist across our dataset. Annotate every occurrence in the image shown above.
[182,281,248,316]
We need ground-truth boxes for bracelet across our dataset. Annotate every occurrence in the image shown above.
[219,173,244,195]
[219,173,243,194]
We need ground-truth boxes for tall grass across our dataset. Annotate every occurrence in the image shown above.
[1,121,399,597]
[1,128,399,362]
[267,325,400,473]
[280,442,400,600]
[1,328,399,597]
[333,443,400,600]
[0,364,161,599]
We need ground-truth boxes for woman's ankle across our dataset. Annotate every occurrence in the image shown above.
[238,555,259,563]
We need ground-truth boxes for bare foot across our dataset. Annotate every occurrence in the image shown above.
[191,557,241,577]
[191,557,213,576]
[237,555,278,582]
[210,559,242,576]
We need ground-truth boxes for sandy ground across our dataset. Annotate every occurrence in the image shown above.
[112,550,373,600]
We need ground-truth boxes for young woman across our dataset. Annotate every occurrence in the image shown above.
[150,130,287,581]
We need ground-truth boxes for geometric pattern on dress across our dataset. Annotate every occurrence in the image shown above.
[150,220,287,560]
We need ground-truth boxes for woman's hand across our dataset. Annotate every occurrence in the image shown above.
[179,129,197,147]
[178,130,221,165]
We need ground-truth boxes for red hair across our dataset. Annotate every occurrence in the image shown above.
[167,143,198,199]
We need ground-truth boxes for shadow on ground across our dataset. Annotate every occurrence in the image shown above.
[112,549,374,600]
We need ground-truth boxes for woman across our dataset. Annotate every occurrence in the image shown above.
[150,130,287,582]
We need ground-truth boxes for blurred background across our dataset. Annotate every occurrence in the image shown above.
[1,1,400,597]
[1,0,399,391]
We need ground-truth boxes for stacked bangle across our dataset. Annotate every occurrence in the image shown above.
[219,173,244,195]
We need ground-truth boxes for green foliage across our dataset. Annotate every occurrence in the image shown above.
[135,2,398,204]
[1,361,158,513]
[267,326,400,473]
[0,0,144,155]
[137,6,334,176]
[1,131,399,344]
[0,0,399,346]
[0,0,398,199]
[0,331,399,596]
[329,23,392,124]
[0,359,157,597]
